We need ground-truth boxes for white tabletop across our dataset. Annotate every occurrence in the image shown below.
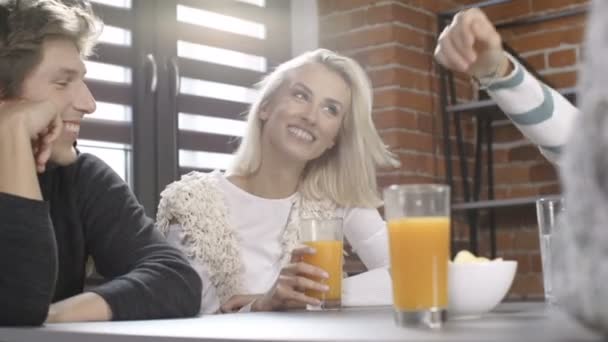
[0,302,602,342]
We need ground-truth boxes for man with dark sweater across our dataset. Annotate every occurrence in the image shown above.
[0,0,201,325]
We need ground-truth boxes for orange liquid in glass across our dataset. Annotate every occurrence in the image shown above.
[302,240,343,301]
[388,217,450,310]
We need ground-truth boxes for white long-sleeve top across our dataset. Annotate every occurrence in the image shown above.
[486,53,579,163]
[165,171,389,314]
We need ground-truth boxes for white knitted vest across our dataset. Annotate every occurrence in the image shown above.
[155,171,337,303]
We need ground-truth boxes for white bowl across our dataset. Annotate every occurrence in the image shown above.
[448,260,517,317]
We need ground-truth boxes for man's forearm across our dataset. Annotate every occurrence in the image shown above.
[0,193,58,326]
[0,128,41,200]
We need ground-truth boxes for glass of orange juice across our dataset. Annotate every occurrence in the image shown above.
[383,184,450,328]
[299,218,343,310]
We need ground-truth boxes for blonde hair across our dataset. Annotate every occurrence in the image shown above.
[229,49,399,208]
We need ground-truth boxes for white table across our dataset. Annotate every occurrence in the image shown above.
[0,302,602,341]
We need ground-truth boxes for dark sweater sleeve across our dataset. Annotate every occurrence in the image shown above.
[74,154,201,320]
[0,193,57,326]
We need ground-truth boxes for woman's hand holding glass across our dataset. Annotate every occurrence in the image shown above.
[250,246,329,312]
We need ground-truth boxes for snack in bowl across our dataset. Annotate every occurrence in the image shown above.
[448,250,517,317]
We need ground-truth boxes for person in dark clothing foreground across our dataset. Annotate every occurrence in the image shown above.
[0,0,201,326]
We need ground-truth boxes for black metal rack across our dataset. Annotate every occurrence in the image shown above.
[437,0,586,257]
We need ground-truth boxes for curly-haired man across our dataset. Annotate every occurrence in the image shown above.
[0,0,201,326]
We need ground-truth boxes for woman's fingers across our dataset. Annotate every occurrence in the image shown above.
[275,281,322,307]
[283,274,329,293]
[282,261,329,280]
[290,245,315,262]
[256,273,328,311]
[221,294,259,313]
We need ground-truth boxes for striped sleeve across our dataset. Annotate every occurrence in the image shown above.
[486,53,579,163]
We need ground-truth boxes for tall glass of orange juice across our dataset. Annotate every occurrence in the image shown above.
[383,184,450,328]
[299,218,343,310]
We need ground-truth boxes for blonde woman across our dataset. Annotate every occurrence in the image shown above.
[157,49,399,314]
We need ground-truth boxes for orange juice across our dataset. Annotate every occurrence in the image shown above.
[302,240,343,302]
[388,216,450,310]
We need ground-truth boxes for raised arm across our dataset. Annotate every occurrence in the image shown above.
[434,8,578,163]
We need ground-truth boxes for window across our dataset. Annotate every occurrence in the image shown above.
[173,0,290,177]
[85,1,135,186]
[84,0,291,214]
[78,140,132,182]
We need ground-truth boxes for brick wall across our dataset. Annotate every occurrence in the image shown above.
[318,0,467,188]
[318,0,588,299]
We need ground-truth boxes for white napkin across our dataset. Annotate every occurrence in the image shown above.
[342,267,392,307]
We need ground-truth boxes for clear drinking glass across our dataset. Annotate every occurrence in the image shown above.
[299,218,344,310]
[536,197,565,305]
[383,184,451,328]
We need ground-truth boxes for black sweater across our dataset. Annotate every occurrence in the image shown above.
[0,153,202,325]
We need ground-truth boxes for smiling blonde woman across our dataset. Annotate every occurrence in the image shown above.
[157,49,399,314]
